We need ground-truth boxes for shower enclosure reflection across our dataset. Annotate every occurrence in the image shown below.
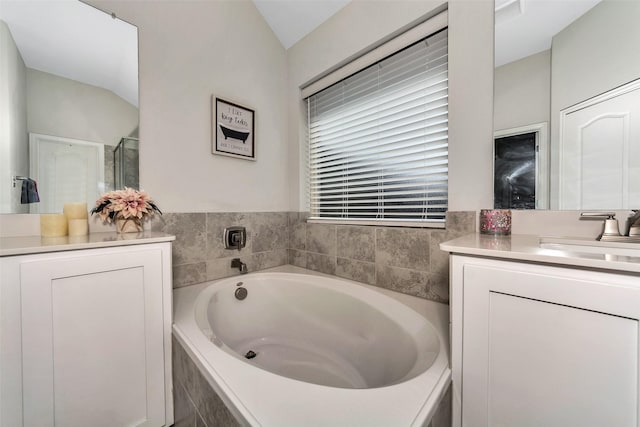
[114,137,140,190]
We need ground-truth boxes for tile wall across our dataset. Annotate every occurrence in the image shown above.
[172,337,240,427]
[288,211,476,304]
[152,210,475,304]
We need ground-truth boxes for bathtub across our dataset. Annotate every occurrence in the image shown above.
[173,265,451,426]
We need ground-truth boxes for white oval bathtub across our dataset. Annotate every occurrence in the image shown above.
[173,266,451,426]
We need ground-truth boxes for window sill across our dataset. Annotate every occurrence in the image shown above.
[306,218,445,229]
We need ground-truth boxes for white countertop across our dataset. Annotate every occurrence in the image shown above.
[0,231,175,257]
[440,233,640,274]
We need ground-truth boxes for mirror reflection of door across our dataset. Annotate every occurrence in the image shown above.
[494,123,549,209]
[559,80,640,210]
[29,133,104,214]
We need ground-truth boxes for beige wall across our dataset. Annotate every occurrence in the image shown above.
[27,69,138,147]
[494,49,550,132]
[0,20,28,214]
[287,0,495,212]
[87,0,289,214]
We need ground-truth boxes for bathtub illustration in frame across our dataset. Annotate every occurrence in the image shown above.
[212,97,256,160]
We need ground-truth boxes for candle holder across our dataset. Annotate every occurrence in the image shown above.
[480,209,512,235]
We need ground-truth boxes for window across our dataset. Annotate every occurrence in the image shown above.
[305,24,448,227]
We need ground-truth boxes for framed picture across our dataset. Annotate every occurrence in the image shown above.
[212,97,256,160]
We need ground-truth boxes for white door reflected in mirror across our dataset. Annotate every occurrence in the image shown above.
[29,133,104,214]
[559,80,640,210]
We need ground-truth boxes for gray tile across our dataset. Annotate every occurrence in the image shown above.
[288,249,307,268]
[194,412,207,427]
[196,370,240,427]
[375,227,430,271]
[375,265,430,298]
[173,339,240,427]
[173,262,207,288]
[206,212,251,260]
[430,385,452,427]
[251,249,288,271]
[336,258,375,285]
[250,212,288,253]
[306,252,336,275]
[172,337,197,404]
[425,273,449,304]
[429,231,450,279]
[337,226,375,262]
[446,211,476,236]
[206,257,244,281]
[152,213,207,265]
[289,222,306,251]
[375,264,449,302]
[288,211,310,225]
[173,382,196,427]
[306,223,337,255]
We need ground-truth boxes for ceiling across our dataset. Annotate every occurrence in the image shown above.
[0,0,602,107]
[495,0,601,67]
[252,0,350,49]
[0,0,138,106]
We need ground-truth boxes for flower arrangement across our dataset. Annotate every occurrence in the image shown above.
[90,187,162,224]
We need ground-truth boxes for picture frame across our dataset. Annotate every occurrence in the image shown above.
[212,97,256,160]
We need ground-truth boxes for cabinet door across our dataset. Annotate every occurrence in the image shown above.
[20,248,166,427]
[461,261,639,427]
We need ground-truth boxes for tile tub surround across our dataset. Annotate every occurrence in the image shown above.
[288,211,476,304]
[173,332,450,427]
[152,210,474,303]
[174,334,451,427]
[151,212,289,287]
[172,336,240,427]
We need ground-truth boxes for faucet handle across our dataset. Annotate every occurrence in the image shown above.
[579,212,617,220]
[580,212,621,239]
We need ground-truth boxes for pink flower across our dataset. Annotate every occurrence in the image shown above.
[90,187,161,223]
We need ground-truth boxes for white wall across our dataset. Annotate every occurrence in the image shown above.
[494,49,550,132]
[287,0,494,212]
[87,0,289,213]
[0,20,28,214]
[27,69,138,147]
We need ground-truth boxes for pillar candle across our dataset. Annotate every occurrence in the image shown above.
[63,202,88,220]
[40,214,68,237]
[68,219,89,236]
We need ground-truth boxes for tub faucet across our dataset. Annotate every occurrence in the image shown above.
[231,258,248,274]
[624,210,640,236]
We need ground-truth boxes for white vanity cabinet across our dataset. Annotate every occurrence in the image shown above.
[449,254,640,427]
[0,237,174,427]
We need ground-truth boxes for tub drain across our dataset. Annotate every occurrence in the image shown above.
[244,350,257,359]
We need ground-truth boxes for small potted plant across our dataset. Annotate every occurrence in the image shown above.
[91,187,162,233]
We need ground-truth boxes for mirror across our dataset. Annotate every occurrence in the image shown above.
[0,0,138,214]
[493,0,640,210]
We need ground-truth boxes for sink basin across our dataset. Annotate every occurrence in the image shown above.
[539,237,640,257]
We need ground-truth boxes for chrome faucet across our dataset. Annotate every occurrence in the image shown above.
[624,210,640,236]
[231,258,248,274]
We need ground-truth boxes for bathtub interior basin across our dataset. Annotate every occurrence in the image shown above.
[539,236,640,257]
[194,273,440,389]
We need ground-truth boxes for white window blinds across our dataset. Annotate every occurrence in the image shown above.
[306,28,448,226]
